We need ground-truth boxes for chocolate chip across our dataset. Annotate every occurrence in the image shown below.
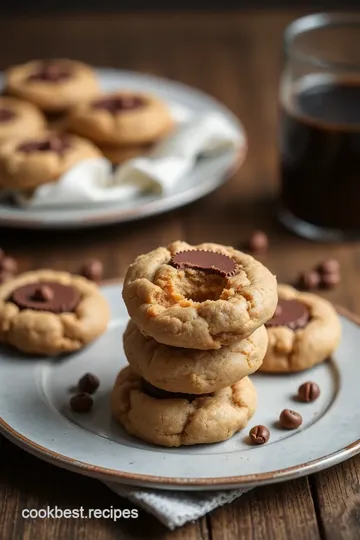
[80,259,103,283]
[249,425,270,445]
[0,256,18,273]
[0,270,13,284]
[298,270,321,291]
[78,373,100,394]
[298,381,320,403]
[248,231,269,254]
[321,272,341,289]
[32,285,54,302]
[70,392,93,413]
[279,409,302,430]
[317,259,340,275]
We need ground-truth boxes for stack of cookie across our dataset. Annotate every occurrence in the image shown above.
[111,240,278,447]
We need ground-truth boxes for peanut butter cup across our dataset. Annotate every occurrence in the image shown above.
[27,62,72,83]
[170,250,238,278]
[10,281,80,313]
[92,95,144,113]
[266,298,310,330]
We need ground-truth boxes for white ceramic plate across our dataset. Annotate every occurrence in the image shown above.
[0,69,246,229]
[0,282,359,491]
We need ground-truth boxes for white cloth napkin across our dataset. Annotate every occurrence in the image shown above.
[105,482,251,529]
[12,104,244,208]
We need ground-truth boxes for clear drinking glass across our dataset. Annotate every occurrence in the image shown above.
[278,13,360,241]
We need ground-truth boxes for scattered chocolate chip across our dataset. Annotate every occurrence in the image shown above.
[321,272,341,289]
[78,373,100,394]
[279,409,303,430]
[170,250,238,278]
[298,270,321,291]
[249,425,270,445]
[248,230,269,254]
[317,259,340,275]
[32,285,54,302]
[298,381,320,402]
[80,259,103,283]
[0,256,17,273]
[0,270,13,284]
[70,392,93,413]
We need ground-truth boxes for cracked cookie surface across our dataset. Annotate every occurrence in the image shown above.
[111,366,257,447]
[0,270,110,355]
[122,240,278,349]
[123,319,268,393]
[260,284,341,373]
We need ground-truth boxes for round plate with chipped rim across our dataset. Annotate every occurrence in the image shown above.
[0,68,246,229]
[0,281,359,490]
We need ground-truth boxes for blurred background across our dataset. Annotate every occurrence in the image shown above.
[0,1,360,12]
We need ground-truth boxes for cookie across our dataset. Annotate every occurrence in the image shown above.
[0,132,101,190]
[122,241,278,349]
[123,320,268,394]
[67,91,173,146]
[260,284,341,373]
[111,366,257,447]
[0,270,110,355]
[0,96,46,144]
[5,59,100,113]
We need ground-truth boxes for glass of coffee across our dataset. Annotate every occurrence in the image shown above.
[279,13,360,241]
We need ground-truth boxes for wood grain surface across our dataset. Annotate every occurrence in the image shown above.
[0,10,359,540]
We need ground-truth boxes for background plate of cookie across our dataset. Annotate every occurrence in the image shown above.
[0,281,359,491]
[0,67,246,229]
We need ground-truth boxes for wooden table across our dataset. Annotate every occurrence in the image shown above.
[0,10,359,540]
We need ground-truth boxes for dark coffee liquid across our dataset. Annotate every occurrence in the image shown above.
[280,79,360,230]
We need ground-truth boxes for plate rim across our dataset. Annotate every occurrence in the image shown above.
[0,68,247,230]
[0,288,359,490]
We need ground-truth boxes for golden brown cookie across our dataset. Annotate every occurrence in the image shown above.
[5,59,100,113]
[66,91,173,146]
[123,319,268,394]
[111,366,257,447]
[122,241,278,350]
[0,132,101,190]
[0,270,110,355]
[0,96,46,144]
[260,284,341,373]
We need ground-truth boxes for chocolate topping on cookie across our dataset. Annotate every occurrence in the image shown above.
[17,135,71,154]
[92,95,144,113]
[27,62,72,83]
[10,281,80,313]
[266,298,310,330]
[0,108,16,122]
[170,250,238,278]
[141,379,210,401]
